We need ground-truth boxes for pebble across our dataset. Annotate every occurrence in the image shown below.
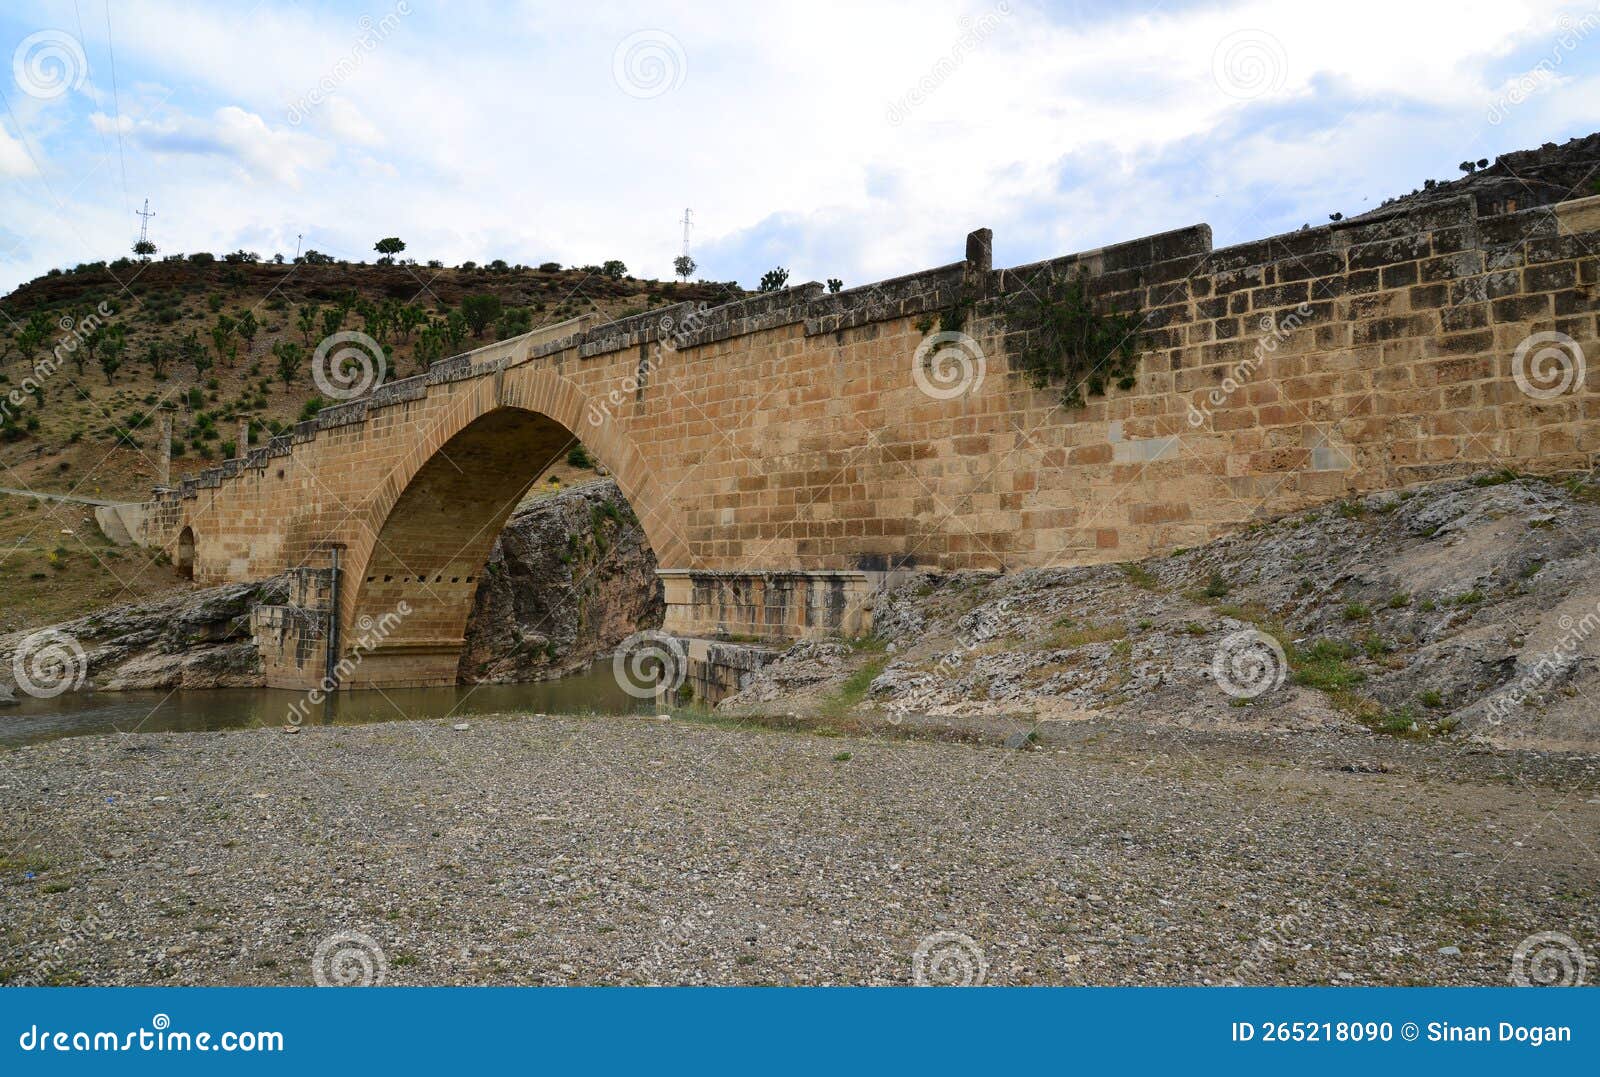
[0,713,1593,986]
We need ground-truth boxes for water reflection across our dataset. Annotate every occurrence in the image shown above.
[0,661,650,747]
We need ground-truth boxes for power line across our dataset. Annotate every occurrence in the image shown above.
[70,0,114,181]
[103,0,129,212]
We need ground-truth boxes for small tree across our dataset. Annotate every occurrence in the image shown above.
[235,309,258,355]
[17,311,51,366]
[414,324,445,370]
[374,237,406,264]
[460,294,503,338]
[296,304,319,345]
[133,239,157,259]
[827,278,843,294]
[99,326,126,384]
[273,339,303,387]
[211,315,237,368]
[673,255,696,281]
[396,304,425,343]
[177,330,204,373]
[144,340,167,377]
[444,309,467,348]
[758,266,790,293]
[496,306,533,339]
[600,259,627,280]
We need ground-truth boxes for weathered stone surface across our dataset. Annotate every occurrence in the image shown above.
[0,482,660,695]
[0,579,280,692]
[726,472,1600,752]
[129,179,1600,690]
[459,480,662,683]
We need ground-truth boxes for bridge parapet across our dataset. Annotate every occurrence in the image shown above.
[123,196,1600,692]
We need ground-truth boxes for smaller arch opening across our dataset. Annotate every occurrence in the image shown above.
[176,526,196,580]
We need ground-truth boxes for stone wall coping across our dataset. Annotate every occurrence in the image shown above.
[147,190,1583,506]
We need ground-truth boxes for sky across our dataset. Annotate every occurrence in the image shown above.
[1,0,1599,296]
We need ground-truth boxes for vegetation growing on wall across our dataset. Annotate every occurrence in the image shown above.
[1004,271,1140,408]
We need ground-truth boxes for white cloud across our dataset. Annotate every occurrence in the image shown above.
[0,0,1594,293]
[0,125,36,177]
[129,105,332,187]
[319,97,385,147]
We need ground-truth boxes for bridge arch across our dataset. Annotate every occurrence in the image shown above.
[330,370,688,689]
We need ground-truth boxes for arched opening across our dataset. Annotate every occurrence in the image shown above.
[176,526,196,580]
[338,406,663,690]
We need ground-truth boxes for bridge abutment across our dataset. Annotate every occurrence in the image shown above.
[659,569,885,641]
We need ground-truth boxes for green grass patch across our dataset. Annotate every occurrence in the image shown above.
[1120,562,1159,590]
[1470,468,1519,487]
[820,657,888,717]
[1290,639,1366,692]
[1046,621,1126,648]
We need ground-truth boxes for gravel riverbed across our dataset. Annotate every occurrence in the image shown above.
[1,712,1596,986]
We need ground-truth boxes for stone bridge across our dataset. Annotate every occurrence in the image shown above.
[126,195,1600,690]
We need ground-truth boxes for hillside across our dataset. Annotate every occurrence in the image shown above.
[0,256,741,627]
[728,471,1600,752]
[1354,131,1600,220]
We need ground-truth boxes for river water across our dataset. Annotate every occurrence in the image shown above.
[0,661,653,747]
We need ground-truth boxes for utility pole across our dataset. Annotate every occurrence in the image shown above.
[680,208,692,260]
[295,233,303,260]
[136,198,155,247]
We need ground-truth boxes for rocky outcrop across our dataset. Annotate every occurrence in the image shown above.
[0,480,662,695]
[725,472,1600,752]
[0,579,280,692]
[458,480,662,682]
